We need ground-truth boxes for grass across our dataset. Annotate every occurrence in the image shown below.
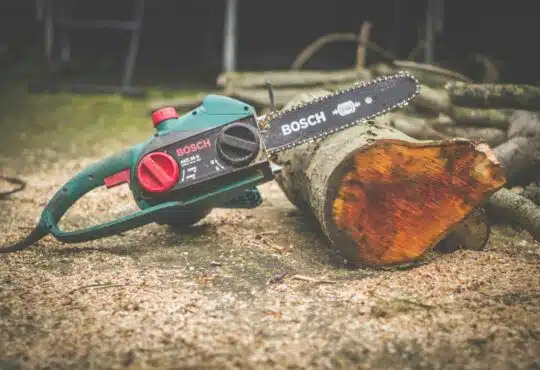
[0,62,214,163]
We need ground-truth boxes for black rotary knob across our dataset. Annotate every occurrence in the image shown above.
[216,122,260,166]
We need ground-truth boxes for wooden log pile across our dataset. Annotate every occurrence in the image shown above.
[270,90,506,267]
[263,64,540,266]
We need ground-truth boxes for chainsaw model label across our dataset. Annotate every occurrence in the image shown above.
[0,71,420,253]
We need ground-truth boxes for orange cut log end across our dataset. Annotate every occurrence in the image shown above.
[331,139,506,266]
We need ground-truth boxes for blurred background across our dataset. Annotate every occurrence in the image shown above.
[1,0,539,88]
[0,0,538,160]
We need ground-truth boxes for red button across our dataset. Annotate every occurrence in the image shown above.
[136,152,179,193]
[152,107,178,127]
[104,168,131,189]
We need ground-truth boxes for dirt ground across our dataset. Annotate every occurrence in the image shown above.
[0,90,539,370]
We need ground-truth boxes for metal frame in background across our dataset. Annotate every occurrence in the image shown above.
[223,0,238,73]
[424,0,444,64]
[29,0,147,97]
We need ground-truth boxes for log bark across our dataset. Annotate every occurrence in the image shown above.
[216,69,372,89]
[272,90,506,266]
[413,86,513,129]
[372,61,471,88]
[446,82,540,111]
[435,208,490,253]
[377,113,450,141]
[436,126,507,147]
[450,107,513,130]
[520,182,540,206]
[413,85,452,114]
[507,110,540,138]
[379,112,506,146]
[492,136,540,187]
[486,188,540,241]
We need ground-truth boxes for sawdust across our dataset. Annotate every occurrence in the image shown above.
[0,88,539,369]
[0,148,539,370]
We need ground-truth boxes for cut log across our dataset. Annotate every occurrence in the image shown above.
[216,69,372,89]
[412,86,513,129]
[413,85,452,114]
[436,126,507,147]
[492,136,540,187]
[507,110,540,138]
[272,90,506,266]
[521,182,540,206]
[450,107,513,130]
[435,208,490,253]
[446,82,540,111]
[486,188,540,241]
[378,113,508,146]
[380,113,506,146]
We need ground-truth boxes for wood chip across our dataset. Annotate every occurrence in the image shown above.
[255,234,288,253]
[290,275,337,284]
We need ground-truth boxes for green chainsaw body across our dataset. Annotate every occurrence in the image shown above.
[132,94,268,217]
[30,95,279,246]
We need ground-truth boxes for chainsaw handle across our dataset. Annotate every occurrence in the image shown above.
[50,201,183,243]
[39,148,180,243]
[42,149,134,224]
[40,147,268,244]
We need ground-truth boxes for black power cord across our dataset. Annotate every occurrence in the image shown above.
[0,176,26,200]
[0,175,34,252]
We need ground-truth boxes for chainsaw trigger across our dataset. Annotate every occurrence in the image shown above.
[104,168,131,189]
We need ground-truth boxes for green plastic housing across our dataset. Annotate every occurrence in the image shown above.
[35,95,274,243]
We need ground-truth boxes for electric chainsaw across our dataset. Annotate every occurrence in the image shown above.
[0,71,419,253]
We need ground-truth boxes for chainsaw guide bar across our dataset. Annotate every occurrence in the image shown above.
[258,71,420,154]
